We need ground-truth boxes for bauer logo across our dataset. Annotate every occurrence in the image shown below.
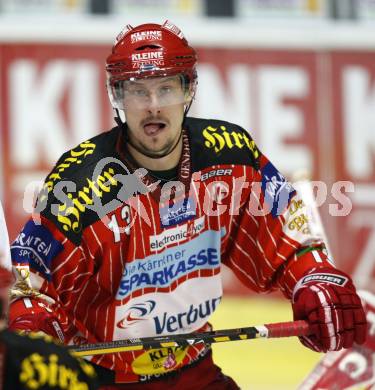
[11,220,63,280]
[261,162,296,218]
[200,168,233,182]
[117,300,156,329]
[301,274,348,286]
[153,296,222,334]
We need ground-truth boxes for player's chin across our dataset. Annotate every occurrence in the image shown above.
[144,138,175,154]
[134,140,165,156]
[147,145,174,157]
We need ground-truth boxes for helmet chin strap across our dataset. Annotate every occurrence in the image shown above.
[114,103,192,160]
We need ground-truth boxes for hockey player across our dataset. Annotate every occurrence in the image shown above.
[8,21,367,389]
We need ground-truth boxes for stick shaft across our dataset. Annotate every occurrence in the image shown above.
[69,320,310,357]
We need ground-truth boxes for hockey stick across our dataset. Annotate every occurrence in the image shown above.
[69,320,310,357]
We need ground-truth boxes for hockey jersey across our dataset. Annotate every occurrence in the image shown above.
[9,117,333,383]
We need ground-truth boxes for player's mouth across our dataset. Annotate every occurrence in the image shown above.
[143,121,167,137]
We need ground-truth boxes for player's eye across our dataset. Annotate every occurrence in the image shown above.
[158,85,173,95]
[132,88,149,97]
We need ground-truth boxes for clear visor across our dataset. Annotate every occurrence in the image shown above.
[107,74,196,110]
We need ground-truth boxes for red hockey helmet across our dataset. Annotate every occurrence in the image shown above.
[106,21,197,111]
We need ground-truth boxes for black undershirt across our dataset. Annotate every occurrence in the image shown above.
[148,166,179,185]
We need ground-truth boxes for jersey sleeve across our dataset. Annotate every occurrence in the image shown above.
[9,213,94,340]
[222,152,334,299]
[8,138,103,340]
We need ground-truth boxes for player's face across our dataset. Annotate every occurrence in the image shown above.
[123,76,186,158]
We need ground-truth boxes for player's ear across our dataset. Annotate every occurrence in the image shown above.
[185,92,193,104]
[184,79,197,104]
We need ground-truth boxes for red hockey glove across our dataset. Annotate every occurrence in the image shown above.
[292,268,367,352]
[8,298,65,342]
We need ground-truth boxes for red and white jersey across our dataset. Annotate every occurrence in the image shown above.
[10,117,333,383]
